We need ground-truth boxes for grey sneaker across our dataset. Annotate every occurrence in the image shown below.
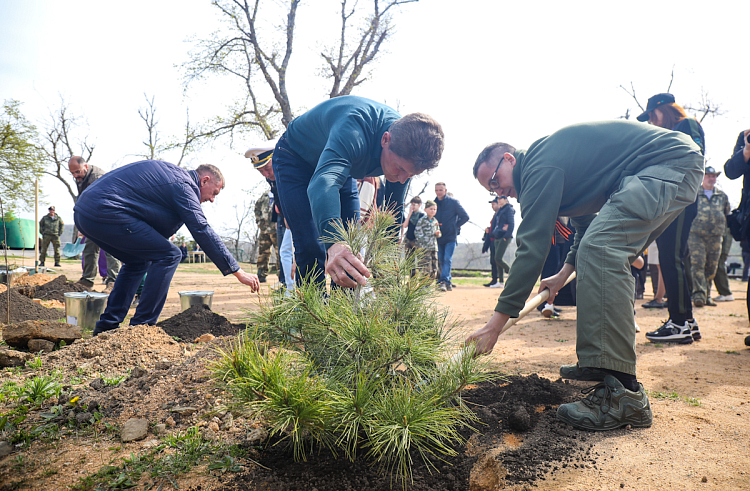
[560,363,607,381]
[557,375,653,431]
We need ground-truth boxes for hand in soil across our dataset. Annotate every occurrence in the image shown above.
[325,243,370,288]
[233,269,260,292]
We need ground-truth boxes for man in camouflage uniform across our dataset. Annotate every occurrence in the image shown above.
[689,166,731,307]
[254,189,278,282]
[39,206,64,267]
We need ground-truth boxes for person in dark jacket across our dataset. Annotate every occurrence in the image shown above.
[271,96,444,290]
[491,195,514,285]
[434,182,469,291]
[482,198,501,286]
[636,93,705,344]
[68,156,121,291]
[74,160,259,336]
[723,129,750,331]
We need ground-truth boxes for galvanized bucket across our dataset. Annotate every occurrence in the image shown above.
[64,292,109,330]
[178,291,214,312]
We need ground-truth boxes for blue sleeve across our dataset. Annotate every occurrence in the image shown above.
[724,132,748,181]
[172,182,240,275]
[455,200,470,229]
[308,120,369,247]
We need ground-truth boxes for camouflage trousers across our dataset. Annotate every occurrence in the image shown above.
[40,234,61,265]
[418,249,439,280]
[688,231,722,303]
[256,230,278,279]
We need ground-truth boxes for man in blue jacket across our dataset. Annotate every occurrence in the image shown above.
[434,182,470,291]
[74,160,259,335]
[271,95,444,289]
[490,195,514,286]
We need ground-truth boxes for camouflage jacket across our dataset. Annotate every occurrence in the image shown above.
[39,215,64,236]
[414,215,441,251]
[691,187,730,236]
[254,191,274,234]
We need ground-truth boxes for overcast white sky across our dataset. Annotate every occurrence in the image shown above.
[2,0,749,243]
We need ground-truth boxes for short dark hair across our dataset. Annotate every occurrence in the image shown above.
[410,196,422,205]
[473,143,516,178]
[196,164,225,189]
[388,113,444,173]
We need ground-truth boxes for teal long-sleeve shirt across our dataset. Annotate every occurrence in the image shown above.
[495,120,702,318]
[284,95,407,246]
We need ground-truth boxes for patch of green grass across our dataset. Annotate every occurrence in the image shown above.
[452,269,490,278]
[100,370,130,387]
[554,339,568,343]
[725,350,740,355]
[25,356,43,370]
[73,426,246,491]
[646,388,702,407]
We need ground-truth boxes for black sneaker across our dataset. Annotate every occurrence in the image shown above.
[445,282,453,291]
[54,263,61,267]
[556,375,653,431]
[484,281,498,287]
[642,299,667,309]
[645,320,693,344]
[560,363,606,381]
[688,319,701,341]
[745,335,750,347]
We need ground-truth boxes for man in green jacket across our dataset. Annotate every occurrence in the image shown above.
[466,120,703,431]
[39,206,64,267]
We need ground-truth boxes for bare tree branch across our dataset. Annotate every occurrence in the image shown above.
[39,97,94,206]
[181,0,417,149]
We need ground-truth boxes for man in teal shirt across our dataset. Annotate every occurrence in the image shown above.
[466,120,703,431]
[272,96,444,289]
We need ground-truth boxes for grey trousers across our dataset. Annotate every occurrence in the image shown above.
[575,155,703,375]
[81,238,121,285]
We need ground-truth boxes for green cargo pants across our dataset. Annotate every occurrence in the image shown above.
[574,155,703,375]
[40,234,61,265]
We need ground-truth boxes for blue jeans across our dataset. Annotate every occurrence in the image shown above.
[74,213,182,333]
[280,227,295,291]
[272,134,360,288]
[437,240,456,284]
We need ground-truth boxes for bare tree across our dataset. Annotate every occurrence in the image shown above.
[619,66,724,122]
[182,0,418,146]
[138,94,161,160]
[39,97,94,206]
[136,94,206,167]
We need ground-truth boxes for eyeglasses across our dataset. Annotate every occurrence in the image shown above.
[487,157,503,196]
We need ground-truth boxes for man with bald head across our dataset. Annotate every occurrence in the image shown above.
[68,156,121,291]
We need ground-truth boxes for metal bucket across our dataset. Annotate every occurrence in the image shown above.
[178,291,214,311]
[64,292,109,330]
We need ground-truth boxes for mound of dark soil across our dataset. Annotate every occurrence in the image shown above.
[210,374,594,491]
[17,275,88,302]
[156,304,244,341]
[0,288,65,325]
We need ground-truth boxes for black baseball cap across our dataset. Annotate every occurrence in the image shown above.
[636,93,675,122]
[489,196,508,203]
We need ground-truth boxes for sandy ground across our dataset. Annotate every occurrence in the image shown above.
[8,259,750,490]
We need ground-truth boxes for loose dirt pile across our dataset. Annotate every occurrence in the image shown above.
[157,304,246,341]
[210,375,591,491]
[17,275,88,302]
[0,288,65,324]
